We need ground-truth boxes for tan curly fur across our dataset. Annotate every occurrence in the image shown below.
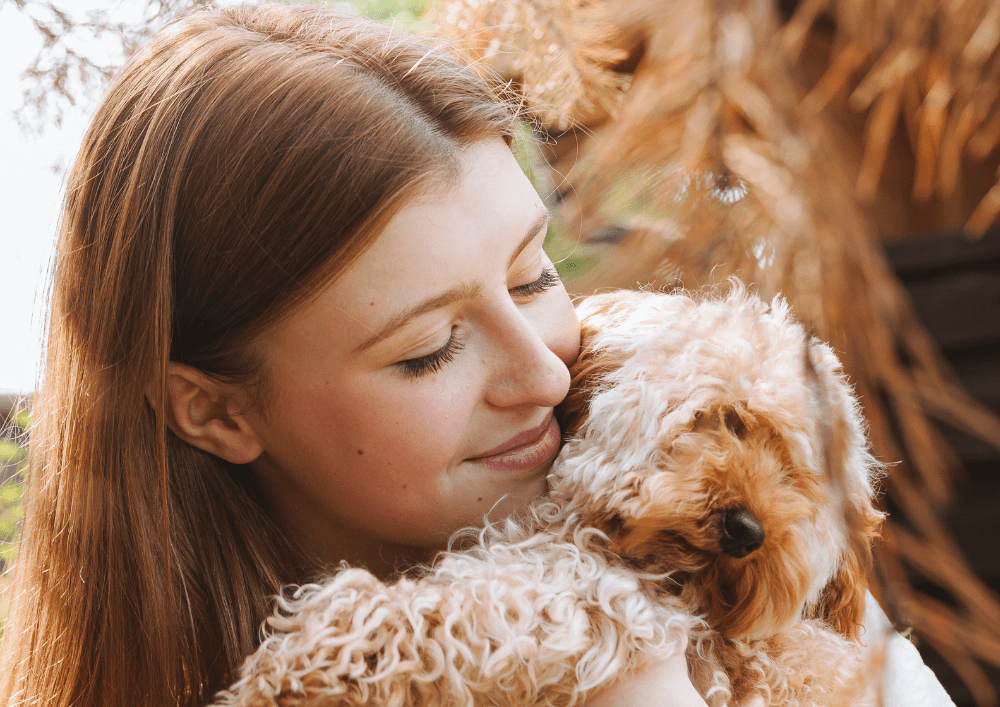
[213,283,882,707]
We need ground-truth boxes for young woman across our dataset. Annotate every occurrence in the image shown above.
[0,4,705,706]
[0,4,952,707]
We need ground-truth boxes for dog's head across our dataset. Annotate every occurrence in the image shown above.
[553,285,883,641]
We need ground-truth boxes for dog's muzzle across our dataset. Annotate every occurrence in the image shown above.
[720,507,765,558]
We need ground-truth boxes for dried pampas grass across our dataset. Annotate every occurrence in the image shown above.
[785,0,1000,236]
[427,0,629,130]
[435,0,1000,703]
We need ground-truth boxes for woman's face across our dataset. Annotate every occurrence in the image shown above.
[245,139,580,574]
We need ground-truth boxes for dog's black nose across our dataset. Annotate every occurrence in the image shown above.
[720,507,765,558]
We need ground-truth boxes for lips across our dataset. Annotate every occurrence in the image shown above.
[469,414,561,472]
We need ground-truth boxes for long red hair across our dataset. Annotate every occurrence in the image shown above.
[0,5,519,706]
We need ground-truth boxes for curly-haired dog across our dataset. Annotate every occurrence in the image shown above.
[214,285,883,707]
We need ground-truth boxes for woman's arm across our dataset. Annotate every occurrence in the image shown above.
[582,652,708,707]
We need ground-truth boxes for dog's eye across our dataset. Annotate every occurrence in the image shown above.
[723,409,748,439]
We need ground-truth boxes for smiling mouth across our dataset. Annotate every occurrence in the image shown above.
[469,414,561,472]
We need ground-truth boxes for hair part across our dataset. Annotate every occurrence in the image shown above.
[0,5,520,706]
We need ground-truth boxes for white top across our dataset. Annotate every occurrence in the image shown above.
[863,592,956,707]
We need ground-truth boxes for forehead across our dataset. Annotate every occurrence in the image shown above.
[272,139,546,353]
[358,139,541,270]
[352,139,538,273]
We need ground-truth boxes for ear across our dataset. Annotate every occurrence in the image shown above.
[163,362,264,465]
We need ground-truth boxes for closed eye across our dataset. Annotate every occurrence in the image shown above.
[396,328,464,379]
[509,267,559,299]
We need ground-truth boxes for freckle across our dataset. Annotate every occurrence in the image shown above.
[369,301,375,307]
[402,484,408,490]
[357,449,364,455]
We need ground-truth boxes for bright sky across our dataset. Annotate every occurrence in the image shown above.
[0,4,102,394]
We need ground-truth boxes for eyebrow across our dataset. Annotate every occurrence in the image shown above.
[509,209,551,268]
[354,208,552,354]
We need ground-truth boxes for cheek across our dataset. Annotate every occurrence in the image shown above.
[266,364,480,486]
[348,372,478,464]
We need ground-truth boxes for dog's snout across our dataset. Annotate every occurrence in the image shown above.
[720,508,765,558]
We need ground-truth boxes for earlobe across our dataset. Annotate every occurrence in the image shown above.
[164,363,264,465]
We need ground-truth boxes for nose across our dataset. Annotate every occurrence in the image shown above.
[483,309,572,410]
[719,507,765,558]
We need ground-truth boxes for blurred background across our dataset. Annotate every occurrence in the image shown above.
[2,0,999,704]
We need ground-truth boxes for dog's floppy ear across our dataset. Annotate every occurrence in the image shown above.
[800,337,885,641]
[807,491,883,641]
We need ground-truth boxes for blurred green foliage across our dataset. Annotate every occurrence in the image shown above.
[1,410,29,634]
[329,0,434,31]
[0,441,21,465]
[1,417,28,565]
[513,124,600,283]
[13,409,29,431]
[0,483,24,564]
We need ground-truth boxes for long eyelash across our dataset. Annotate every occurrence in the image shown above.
[510,267,560,297]
[397,330,464,379]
